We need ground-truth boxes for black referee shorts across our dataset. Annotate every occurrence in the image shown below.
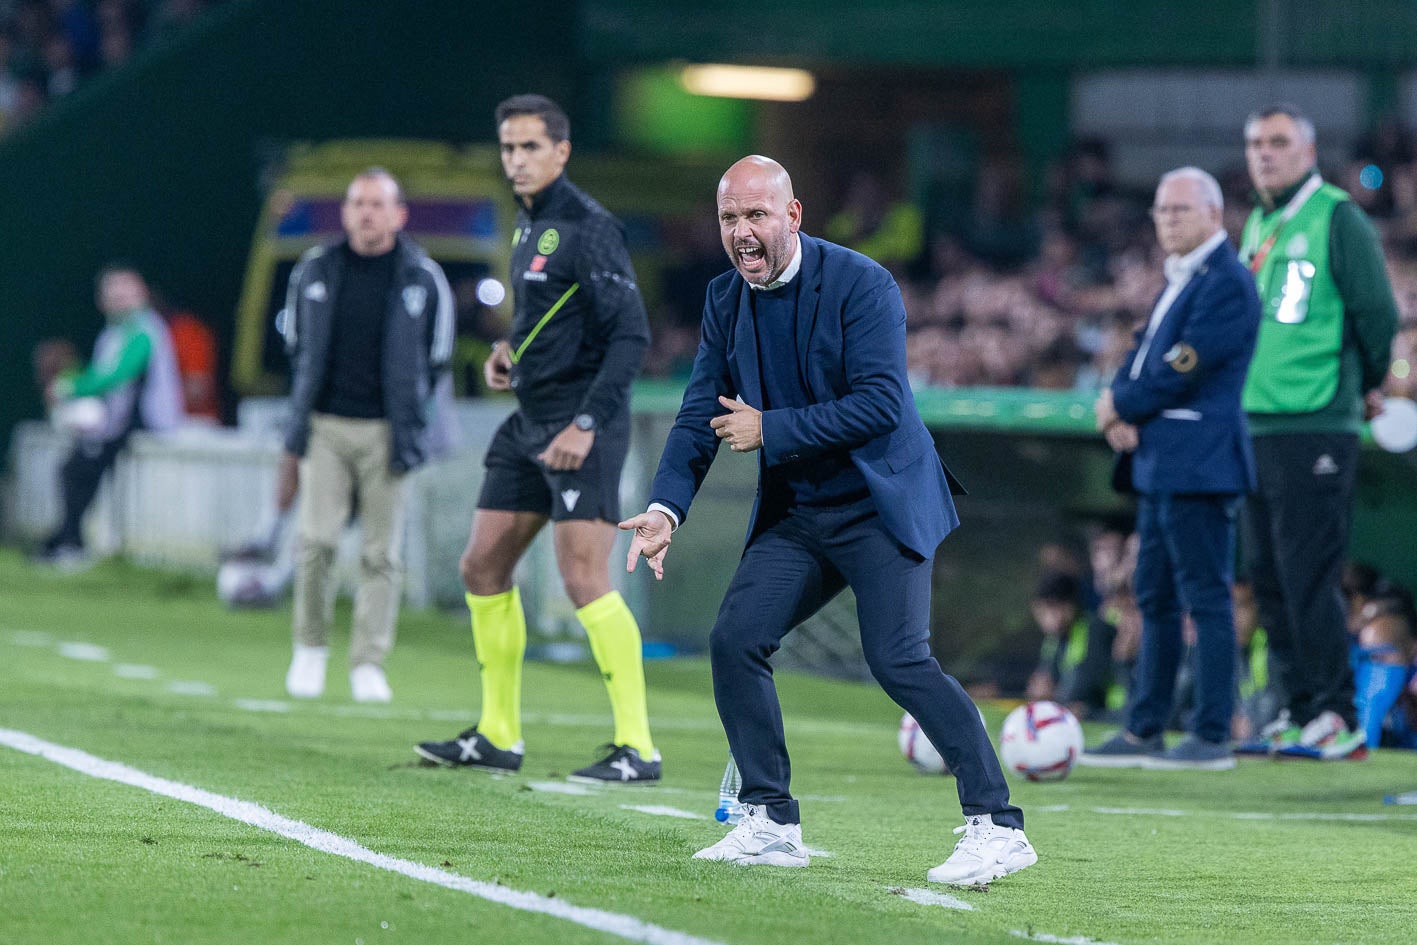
[478,410,628,522]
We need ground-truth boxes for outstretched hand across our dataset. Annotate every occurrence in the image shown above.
[618,510,674,581]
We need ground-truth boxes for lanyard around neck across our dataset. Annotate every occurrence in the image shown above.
[1241,174,1324,273]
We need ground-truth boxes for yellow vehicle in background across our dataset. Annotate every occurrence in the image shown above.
[231,139,723,398]
[231,140,515,399]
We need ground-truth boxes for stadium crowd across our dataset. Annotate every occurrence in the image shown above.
[642,132,1417,400]
[0,0,225,138]
[880,137,1417,397]
[1023,525,1417,755]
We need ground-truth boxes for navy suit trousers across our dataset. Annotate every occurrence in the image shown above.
[709,496,1022,829]
[1128,493,1240,744]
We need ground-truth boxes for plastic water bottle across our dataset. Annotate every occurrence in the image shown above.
[714,754,744,824]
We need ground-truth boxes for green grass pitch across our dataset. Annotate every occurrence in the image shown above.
[1,549,1415,945]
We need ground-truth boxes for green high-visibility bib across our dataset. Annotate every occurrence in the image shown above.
[1241,183,1349,414]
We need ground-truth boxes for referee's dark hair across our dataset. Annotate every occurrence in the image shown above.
[496,94,571,143]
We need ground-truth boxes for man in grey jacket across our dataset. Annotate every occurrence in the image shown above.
[278,167,454,702]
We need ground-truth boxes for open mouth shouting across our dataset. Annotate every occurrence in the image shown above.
[735,241,768,280]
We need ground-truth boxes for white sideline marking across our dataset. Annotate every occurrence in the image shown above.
[1041,804,1417,823]
[167,681,218,697]
[894,887,974,911]
[7,630,53,647]
[620,805,706,820]
[233,699,291,713]
[528,780,594,796]
[1011,931,1119,945]
[58,642,109,662]
[0,729,727,945]
[802,846,835,858]
[114,664,160,680]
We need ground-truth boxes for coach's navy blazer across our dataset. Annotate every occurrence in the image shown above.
[1111,239,1261,495]
[650,235,960,558]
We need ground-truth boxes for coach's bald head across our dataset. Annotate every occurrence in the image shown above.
[717,155,802,286]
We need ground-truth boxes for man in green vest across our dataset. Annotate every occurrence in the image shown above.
[1237,104,1397,761]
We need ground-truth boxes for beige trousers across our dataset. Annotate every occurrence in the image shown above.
[293,413,408,667]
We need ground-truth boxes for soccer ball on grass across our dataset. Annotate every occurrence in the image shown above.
[998,700,1084,781]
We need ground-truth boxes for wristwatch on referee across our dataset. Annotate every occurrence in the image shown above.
[573,413,596,432]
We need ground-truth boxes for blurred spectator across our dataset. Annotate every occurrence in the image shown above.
[0,0,226,138]
[42,33,77,97]
[1341,561,1384,637]
[1353,584,1417,750]
[31,336,79,393]
[1025,570,1118,720]
[52,0,100,69]
[646,210,727,379]
[1232,577,1282,741]
[160,300,220,422]
[37,264,184,567]
[824,168,925,275]
[98,19,132,67]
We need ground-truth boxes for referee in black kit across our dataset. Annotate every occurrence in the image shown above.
[416,94,661,782]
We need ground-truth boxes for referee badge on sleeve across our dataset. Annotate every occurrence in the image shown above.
[1164,342,1199,373]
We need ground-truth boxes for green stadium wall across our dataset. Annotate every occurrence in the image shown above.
[0,0,578,454]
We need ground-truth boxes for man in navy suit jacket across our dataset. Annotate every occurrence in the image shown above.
[1083,167,1261,771]
[620,156,1035,885]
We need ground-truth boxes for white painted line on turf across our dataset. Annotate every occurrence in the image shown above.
[114,664,160,680]
[1011,931,1119,945]
[166,681,217,697]
[893,887,974,911]
[58,641,110,662]
[1041,804,1417,823]
[620,805,707,820]
[233,699,291,713]
[0,729,728,945]
[7,630,53,646]
[528,780,594,796]
[802,846,835,858]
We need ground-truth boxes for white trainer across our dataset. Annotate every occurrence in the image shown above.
[692,804,808,867]
[285,645,328,699]
[927,814,1037,886]
[350,663,393,703]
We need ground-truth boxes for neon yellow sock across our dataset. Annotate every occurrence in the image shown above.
[468,588,525,749]
[577,591,654,756]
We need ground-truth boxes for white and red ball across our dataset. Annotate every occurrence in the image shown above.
[999,700,1084,782]
[898,712,951,775]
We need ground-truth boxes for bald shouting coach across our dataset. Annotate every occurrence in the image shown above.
[620,156,1035,884]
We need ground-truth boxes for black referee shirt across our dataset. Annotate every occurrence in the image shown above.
[505,175,650,425]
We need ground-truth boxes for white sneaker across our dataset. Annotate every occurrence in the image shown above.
[285,645,328,699]
[927,814,1037,886]
[692,804,808,867]
[350,663,392,703]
